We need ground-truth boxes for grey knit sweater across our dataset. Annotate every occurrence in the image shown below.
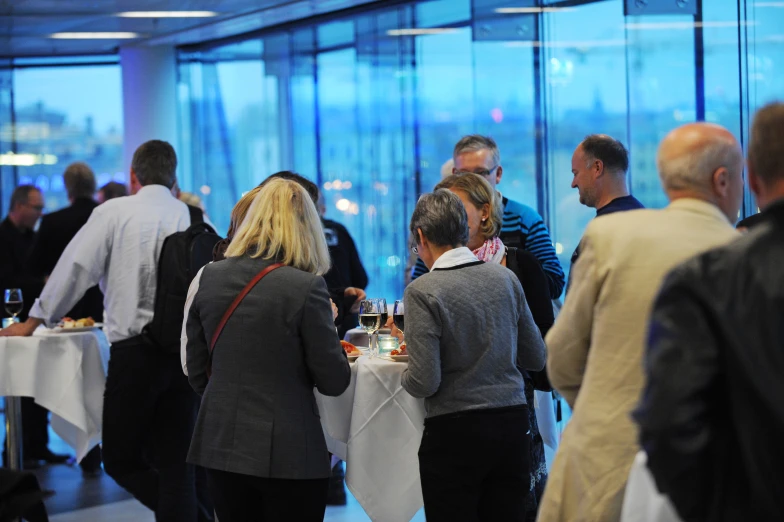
[400,259,546,418]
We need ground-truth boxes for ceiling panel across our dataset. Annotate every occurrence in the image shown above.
[0,0,371,57]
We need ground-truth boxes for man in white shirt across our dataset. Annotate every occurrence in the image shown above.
[1,140,207,521]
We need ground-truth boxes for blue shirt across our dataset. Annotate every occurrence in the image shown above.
[411,196,566,298]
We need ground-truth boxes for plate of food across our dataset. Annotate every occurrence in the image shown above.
[387,343,408,362]
[341,340,363,362]
[53,317,102,333]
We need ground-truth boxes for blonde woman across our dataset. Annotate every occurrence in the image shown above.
[434,172,555,522]
[184,178,351,521]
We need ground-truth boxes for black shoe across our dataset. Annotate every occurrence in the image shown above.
[81,467,103,479]
[28,449,72,465]
[326,461,347,506]
[23,458,43,470]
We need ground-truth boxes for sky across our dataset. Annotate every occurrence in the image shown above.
[13,65,123,134]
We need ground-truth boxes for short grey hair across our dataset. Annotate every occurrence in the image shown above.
[410,189,469,248]
[657,137,743,192]
[63,162,96,199]
[453,135,501,167]
[131,140,178,189]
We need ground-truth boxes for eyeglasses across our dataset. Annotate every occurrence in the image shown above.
[458,165,499,178]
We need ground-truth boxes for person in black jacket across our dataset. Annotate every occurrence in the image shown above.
[31,162,103,321]
[318,190,368,338]
[634,101,784,522]
[28,162,103,475]
[0,185,69,468]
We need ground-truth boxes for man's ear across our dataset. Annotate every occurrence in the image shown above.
[712,166,730,198]
[593,159,605,179]
[748,160,762,200]
[495,165,503,185]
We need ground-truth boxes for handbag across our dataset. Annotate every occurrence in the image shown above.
[206,263,284,378]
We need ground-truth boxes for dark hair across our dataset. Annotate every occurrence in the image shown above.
[581,134,629,175]
[410,189,469,248]
[749,102,784,185]
[131,140,178,188]
[259,171,319,205]
[10,185,41,211]
[99,181,128,200]
[63,162,96,199]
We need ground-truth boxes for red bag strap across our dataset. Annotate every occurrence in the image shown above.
[207,263,284,377]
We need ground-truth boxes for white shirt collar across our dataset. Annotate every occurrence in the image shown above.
[430,247,479,271]
[136,184,177,199]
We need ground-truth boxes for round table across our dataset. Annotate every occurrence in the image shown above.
[316,355,426,522]
[1,327,110,470]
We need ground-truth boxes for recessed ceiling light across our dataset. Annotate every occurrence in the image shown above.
[386,28,459,36]
[50,32,141,39]
[495,7,575,14]
[116,11,219,18]
[625,21,757,29]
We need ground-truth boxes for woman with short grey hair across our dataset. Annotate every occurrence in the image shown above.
[401,189,546,522]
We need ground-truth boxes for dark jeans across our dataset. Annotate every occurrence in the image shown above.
[101,336,211,521]
[206,468,328,522]
[418,405,531,522]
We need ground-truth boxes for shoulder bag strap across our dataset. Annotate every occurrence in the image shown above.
[207,263,284,378]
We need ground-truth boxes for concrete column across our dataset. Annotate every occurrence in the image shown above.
[119,46,177,177]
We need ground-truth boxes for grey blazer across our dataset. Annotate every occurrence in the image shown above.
[185,255,351,479]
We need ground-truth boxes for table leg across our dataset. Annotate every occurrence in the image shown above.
[4,396,23,470]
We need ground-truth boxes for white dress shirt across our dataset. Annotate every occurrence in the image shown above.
[30,185,191,343]
[180,265,206,375]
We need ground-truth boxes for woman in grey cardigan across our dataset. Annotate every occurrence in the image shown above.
[401,189,546,522]
[184,179,351,521]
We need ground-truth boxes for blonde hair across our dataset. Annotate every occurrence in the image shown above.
[226,187,261,239]
[224,179,331,275]
[435,172,502,240]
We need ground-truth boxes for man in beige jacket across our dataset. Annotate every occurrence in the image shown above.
[537,122,744,522]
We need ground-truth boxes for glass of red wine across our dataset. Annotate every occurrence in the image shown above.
[393,300,404,341]
[4,288,23,324]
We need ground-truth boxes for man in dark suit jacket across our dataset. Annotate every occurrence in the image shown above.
[29,162,103,474]
[0,185,69,468]
[31,162,103,321]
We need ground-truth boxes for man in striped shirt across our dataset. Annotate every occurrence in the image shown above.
[411,135,565,298]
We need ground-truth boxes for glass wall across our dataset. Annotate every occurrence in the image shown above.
[177,0,784,300]
[0,61,124,216]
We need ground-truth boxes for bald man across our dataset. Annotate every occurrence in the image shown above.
[537,123,744,522]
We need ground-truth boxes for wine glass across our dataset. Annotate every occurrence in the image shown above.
[4,288,23,324]
[358,300,382,357]
[374,298,387,357]
[393,300,405,341]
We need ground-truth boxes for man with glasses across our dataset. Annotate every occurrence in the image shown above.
[411,135,565,299]
[0,185,69,468]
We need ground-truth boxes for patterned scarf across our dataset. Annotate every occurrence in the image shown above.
[472,236,505,265]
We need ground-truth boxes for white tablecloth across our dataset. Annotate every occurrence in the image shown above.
[316,356,426,522]
[0,328,110,462]
[620,451,683,522]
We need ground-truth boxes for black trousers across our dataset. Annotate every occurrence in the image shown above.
[101,336,212,522]
[418,405,531,522]
[206,469,329,522]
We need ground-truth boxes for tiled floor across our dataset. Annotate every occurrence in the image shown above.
[2,411,425,521]
[49,494,427,522]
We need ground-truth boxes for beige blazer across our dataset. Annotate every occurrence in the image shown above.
[538,198,739,522]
